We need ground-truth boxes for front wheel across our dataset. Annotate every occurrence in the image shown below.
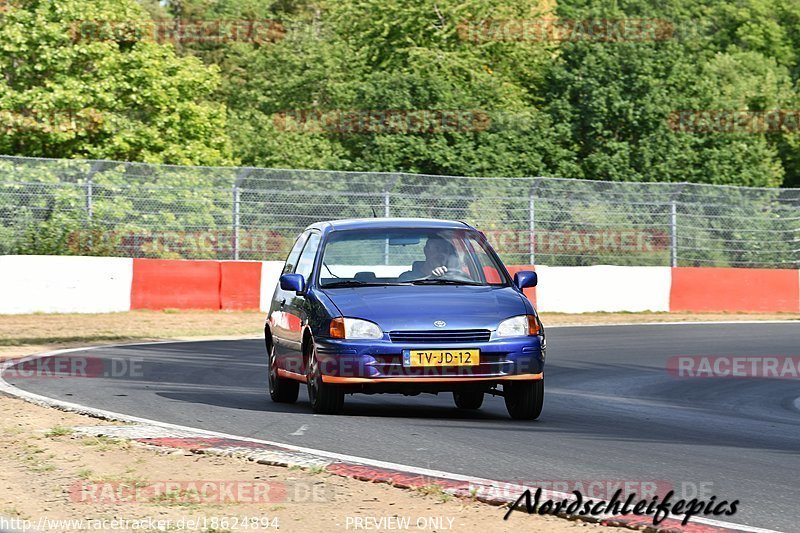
[306,342,344,414]
[453,391,484,409]
[268,341,299,403]
[504,380,543,420]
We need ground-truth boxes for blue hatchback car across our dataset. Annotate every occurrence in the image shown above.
[265,218,545,419]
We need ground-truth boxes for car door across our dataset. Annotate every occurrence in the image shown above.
[281,230,322,374]
[270,231,310,375]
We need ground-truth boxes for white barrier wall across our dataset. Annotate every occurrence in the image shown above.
[534,265,671,313]
[0,256,688,315]
[0,255,133,314]
[259,261,286,312]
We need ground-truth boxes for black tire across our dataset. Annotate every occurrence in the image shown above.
[306,342,344,414]
[268,339,299,403]
[504,380,543,420]
[453,391,484,409]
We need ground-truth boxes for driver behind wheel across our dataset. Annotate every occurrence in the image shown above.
[400,237,460,280]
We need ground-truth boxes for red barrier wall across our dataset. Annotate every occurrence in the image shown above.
[131,259,221,310]
[506,265,537,306]
[670,267,800,313]
[220,262,262,310]
[129,259,797,314]
[131,259,263,311]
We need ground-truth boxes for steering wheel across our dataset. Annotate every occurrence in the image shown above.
[436,269,473,281]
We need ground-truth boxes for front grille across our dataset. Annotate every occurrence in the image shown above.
[389,329,491,343]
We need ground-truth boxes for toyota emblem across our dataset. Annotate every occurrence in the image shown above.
[433,320,446,328]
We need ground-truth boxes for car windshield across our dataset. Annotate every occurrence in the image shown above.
[318,228,509,288]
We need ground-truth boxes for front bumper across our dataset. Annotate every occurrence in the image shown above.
[313,336,545,385]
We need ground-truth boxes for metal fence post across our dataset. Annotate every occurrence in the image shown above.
[670,183,687,268]
[529,194,535,265]
[529,178,542,265]
[233,168,253,260]
[232,185,240,260]
[86,178,93,221]
[85,161,105,222]
[670,200,677,267]
[83,162,106,253]
[383,191,391,264]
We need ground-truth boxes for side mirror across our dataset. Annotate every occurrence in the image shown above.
[279,273,306,294]
[514,270,537,289]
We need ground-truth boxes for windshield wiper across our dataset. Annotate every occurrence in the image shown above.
[322,280,408,288]
[409,278,484,286]
[321,280,374,288]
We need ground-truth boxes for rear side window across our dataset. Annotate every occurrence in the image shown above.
[282,232,310,274]
[294,233,322,280]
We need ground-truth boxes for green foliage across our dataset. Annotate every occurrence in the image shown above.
[0,0,233,165]
[155,0,800,188]
[0,0,798,266]
[3,0,800,186]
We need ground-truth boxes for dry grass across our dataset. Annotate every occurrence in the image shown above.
[0,309,796,358]
[0,310,264,347]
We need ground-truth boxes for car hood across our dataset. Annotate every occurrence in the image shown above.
[321,285,528,332]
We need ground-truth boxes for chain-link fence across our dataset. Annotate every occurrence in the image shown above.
[0,155,797,267]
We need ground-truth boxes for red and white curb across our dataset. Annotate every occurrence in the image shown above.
[0,340,784,533]
[71,426,774,533]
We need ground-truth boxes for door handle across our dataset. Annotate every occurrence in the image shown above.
[279,298,286,307]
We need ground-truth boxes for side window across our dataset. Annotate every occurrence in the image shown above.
[282,232,309,274]
[294,233,321,281]
[465,235,506,285]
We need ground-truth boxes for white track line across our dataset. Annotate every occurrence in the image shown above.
[0,337,787,533]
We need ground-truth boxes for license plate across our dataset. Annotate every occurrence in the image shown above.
[403,349,480,367]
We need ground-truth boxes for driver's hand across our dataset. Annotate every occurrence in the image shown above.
[432,266,448,276]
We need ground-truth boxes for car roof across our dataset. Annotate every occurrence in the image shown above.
[306,218,472,232]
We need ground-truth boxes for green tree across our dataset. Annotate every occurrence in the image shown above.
[172,0,570,177]
[542,0,794,187]
[0,0,233,165]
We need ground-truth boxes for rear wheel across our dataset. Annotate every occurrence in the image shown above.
[306,342,344,414]
[504,380,543,420]
[268,340,299,403]
[453,391,484,409]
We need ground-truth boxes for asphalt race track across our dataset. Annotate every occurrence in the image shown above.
[4,323,799,532]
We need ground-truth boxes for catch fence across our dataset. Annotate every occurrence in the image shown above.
[0,156,797,268]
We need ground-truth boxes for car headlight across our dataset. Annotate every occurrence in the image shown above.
[495,315,540,337]
[329,317,383,339]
